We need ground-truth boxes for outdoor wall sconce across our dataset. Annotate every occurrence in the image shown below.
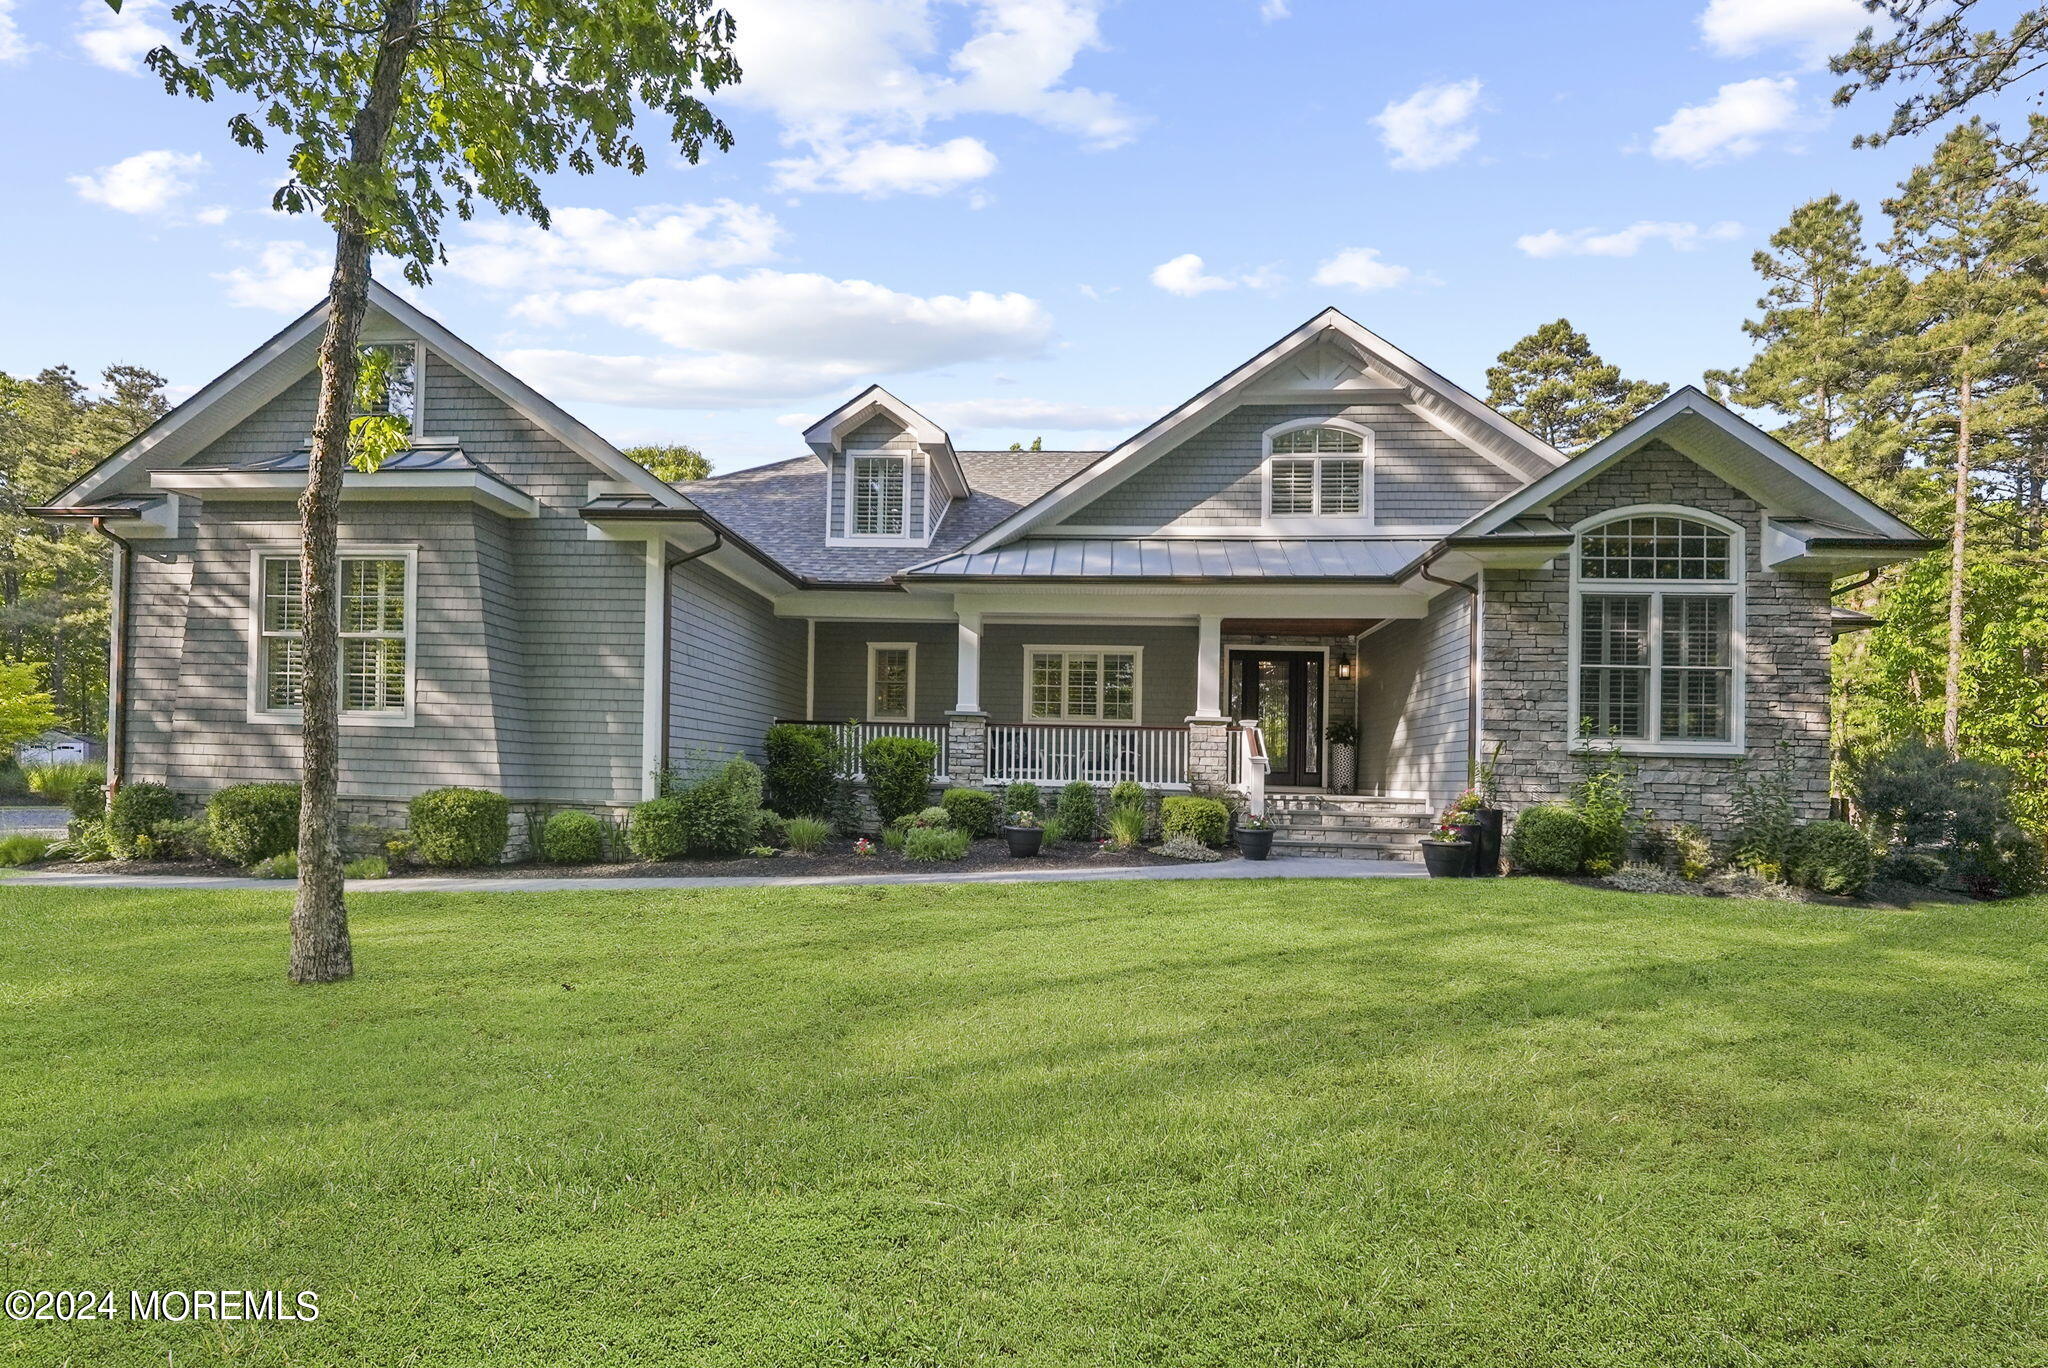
[1336,653,1353,680]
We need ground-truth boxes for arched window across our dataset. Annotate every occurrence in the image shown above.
[1572,510,1742,748]
[1263,421,1370,522]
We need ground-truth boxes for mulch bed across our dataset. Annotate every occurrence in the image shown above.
[28,837,1234,880]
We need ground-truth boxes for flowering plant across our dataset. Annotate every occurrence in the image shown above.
[1007,810,1040,829]
[1238,814,1269,830]
[853,836,876,857]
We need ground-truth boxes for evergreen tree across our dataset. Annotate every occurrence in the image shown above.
[1485,320,1668,451]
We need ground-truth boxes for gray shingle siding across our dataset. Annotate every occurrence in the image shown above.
[120,350,650,808]
[825,415,941,542]
[1060,403,1521,531]
[1358,590,1470,805]
[667,559,806,767]
[811,621,957,721]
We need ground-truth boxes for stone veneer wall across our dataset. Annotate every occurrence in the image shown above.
[1482,440,1835,834]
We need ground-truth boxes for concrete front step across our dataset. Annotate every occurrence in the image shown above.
[1273,838,1424,862]
[1271,814,1435,833]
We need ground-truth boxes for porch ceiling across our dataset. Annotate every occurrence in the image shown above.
[1221,618,1379,636]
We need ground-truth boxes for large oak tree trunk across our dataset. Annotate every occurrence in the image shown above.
[1942,375,1971,760]
[290,0,418,985]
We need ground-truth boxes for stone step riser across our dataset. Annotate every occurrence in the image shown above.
[1274,844,1424,863]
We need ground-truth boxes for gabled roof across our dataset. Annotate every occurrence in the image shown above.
[52,280,688,510]
[1456,386,1929,545]
[801,385,969,499]
[954,308,1566,554]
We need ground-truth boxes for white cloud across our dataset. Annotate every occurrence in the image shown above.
[1372,78,1484,171]
[69,149,205,214]
[217,241,329,311]
[772,136,997,197]
[722,0,1134,198]
[447,202,782,289]
[1259,0,1289,19]
[75,0,169,73]
[1311,247,1414,292]
[920,397,1153,429]
[0,1,33,64]
[509,268,1053,408]
[195,204,231,225]
[1148,253,1279,297]
[1516,220,1744,258]
[1698,0,1869,63]
[1650,76,1802,164]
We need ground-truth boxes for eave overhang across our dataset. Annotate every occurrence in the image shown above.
[150,467,539,519]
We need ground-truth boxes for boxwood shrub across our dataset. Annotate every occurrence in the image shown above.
[1003,782,1042,819]
[1507,805,1588,875]
[627,797,688,861]
[539,810,606,864]
[1161,795,1230,848]
[206,783,300,865]
[1055,781,1098,842]
[107,782,177,858]
[763,723,837,817]
[862,736,938,824]
[1789,819,1875,896]
[940,786,997,837]
[408,787,510,868]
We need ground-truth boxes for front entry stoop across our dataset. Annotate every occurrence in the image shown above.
[1262,794,1434,862]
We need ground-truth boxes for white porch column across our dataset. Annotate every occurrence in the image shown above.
[1193,613,1224,720]
[954,609,982,713]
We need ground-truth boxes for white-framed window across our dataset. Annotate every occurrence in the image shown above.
[355,340,420,432]
[1024,646,1141,723]
[849,454,907,537]
[1569,508,1743,753]
[867,642,916,721]
[249,546,416,726]
[1263,421,1371,524]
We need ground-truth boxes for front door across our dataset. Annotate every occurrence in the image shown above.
[1228,651,1323,788]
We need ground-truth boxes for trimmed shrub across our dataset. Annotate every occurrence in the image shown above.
[1004,782,1042,818]
[1161,795,1230,848]
[1055,782,1098,842]
[763,723,838,817]
[0,835,52,866]
[1508,805,1588,876]
[903,826,971,861]
[106,782,176,858]
[1878,848,1946,886]
[1788,820,1875,896]
[1108,780,1146,809]
[863,736,939,824]
[940,786,998,837]
[69,782,106,822]
[540,810,607,864]
[207,783,300,866]
[344,856,389,879]
[626,797,689,861]
[408,787,511,869]
[784,816,831,853]
[670,758,762,857]
[250,851,299,879]
[753,809,787,848]
[140,818,208,861]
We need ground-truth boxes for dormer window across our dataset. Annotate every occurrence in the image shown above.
[850,454,906,537]
[1264,422,1370,523]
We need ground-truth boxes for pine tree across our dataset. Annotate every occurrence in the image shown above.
[1485,320,1668,451]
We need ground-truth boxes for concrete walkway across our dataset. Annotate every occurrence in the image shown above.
[6,856,1421,894]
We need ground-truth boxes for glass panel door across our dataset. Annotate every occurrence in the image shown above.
[1229,651,1325,787]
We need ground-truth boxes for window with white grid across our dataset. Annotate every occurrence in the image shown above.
[1025,648,1140,722]
[254,551,412,720]
[1572,512,1739,746]
[1266,425,1367,519]
[850,455,906,536]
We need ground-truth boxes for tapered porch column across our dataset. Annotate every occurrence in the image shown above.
[1187,613,1232,794]
[946,609,988,786]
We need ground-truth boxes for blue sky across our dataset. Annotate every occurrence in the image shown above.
[0,0,1978,471]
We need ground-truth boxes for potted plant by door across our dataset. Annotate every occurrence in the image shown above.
[1001,810,1045,857]
[1418,816,1475,878]
[1234,813,1274,861]
[1327,719,1359,795]
[1440,791,1487,876]
[1470,742,1505,876]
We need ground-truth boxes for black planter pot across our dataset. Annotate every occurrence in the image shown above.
[1449,821,1484,876]
[1471,808,1504,877]
[1235,827,1274,860]
[1419,838,1473,878]
[1002,825,1045,857]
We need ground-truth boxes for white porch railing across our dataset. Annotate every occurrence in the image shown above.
[987,724,1189,788]
[1235,721,1269,817]
[779,720,948,778]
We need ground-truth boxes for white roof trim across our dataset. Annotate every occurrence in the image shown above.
[56,280,690,511]
[150,466,539,519]
[958,308,1563,554]
[1455,386,1926,543]
[802,384,967,498]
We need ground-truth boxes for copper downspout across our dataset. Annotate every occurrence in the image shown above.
[88,517,133,799]
[659,529,724,781]
[1417,550,1481,788]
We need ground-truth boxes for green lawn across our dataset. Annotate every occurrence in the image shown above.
[4,880,2048,1366]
